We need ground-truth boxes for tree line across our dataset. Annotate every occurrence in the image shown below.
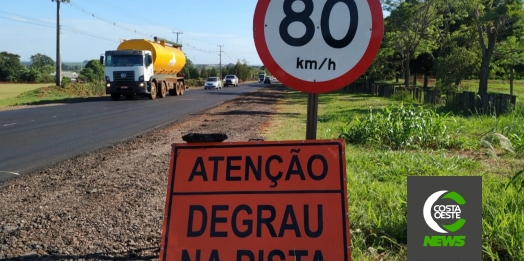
[181,59,265,82]
[0,51,262,84]
[0,52,102,84]
[364,0,524,95]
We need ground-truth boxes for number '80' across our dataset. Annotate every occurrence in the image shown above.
[279,0,358,49]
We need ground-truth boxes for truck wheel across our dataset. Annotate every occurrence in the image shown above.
[148,82,157,100]
[179,82,185,95]
[111,94,120,101]
[158,81,167,98]
[175,82,181,96]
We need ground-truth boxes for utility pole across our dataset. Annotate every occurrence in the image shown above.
[52,0,70,87]
[173,31,183,43]
[218,45,224,80]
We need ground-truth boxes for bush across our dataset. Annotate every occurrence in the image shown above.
[61,77,72,87]
[61,81,105,96]
[19,68,41,82]
[185,79,205,87]
[339,103,456,150]
[39,74,55,83]
[391,90,417,103]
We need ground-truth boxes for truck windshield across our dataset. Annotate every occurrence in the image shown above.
[105,55,143,67]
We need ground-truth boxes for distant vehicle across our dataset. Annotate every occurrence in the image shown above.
[204,77,222,89]
[264,76,271,84]
[101,36,187,101]
[224,75,239,87]
[258,73,266,82]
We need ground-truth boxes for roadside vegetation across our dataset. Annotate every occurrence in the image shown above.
[261,87,524,260]
[0,51,264,107]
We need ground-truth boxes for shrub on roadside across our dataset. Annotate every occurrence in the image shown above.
[339,103,457,150]
[391,90,417,103]
[61,77,72,88]
[61,81,105,96]
[38,74,55,83]
[185,79,205,87]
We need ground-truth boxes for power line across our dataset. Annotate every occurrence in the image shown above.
[0,16,55,28]
[0,14,118,43]
[75,0,216,50]
[3,1,258,65]
[223,52,238,63]
[182,42,220,53]
[68,1,152,38]
[84,0,168,29]
[67,1,219,53]
[68,1,256,62]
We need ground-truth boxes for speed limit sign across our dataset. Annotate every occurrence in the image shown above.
[253,0,383,93]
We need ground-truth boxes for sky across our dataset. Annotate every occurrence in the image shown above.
[0,0,262,65]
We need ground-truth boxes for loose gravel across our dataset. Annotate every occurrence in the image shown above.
[0,85,286,260]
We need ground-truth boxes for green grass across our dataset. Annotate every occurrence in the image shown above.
[261,87,524,260]
[460,80,524,99]
[376,78,524,99]
[0,83,51,100]
[0,82,105,108]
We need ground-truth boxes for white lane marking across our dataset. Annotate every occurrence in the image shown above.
[0,171,19,176]
[3,123,17,127]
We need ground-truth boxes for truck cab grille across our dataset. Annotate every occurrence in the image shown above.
[113,71,134,83]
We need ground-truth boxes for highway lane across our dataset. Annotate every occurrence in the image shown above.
[0,82,265,182]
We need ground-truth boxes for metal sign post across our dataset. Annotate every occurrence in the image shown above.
[306,93,319,140]
[253,0,384,142]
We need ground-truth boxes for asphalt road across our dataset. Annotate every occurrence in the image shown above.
[0,82,267,183]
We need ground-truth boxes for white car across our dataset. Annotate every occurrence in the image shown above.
[224,75,239,87]
[204,77,222,89]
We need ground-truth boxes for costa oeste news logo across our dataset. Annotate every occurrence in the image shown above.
[407,176,481,260]
[423,190,466,247]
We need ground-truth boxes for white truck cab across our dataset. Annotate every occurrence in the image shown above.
[102,50,154,100]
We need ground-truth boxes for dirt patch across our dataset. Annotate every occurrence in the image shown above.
[0,85,287,260]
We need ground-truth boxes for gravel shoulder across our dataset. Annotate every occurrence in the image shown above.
[0,85,286,260]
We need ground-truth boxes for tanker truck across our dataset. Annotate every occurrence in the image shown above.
[101,36,187,100]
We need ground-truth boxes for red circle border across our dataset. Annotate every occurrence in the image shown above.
[253,0,384,94]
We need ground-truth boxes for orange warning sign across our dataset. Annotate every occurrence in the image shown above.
[159,140,351,261]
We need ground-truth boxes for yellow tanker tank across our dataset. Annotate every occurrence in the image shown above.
[117,38,187,75]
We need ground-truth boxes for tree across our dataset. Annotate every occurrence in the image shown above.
[363,47,396,83]
[200,65,209,79]
[469,0,524,95]
[19,68,41,82]
[79,68,97,82]
[385,0,440,88]
[430,1,470,58]
[434,45,480,90]
[0,52,24,82]
[182,58,198,79]
[30,53,55,72]
[231,60,250,81]
[413,52,435,88]
[80,60,104,82]
[494,36,524,94]
[209,67,218,77]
